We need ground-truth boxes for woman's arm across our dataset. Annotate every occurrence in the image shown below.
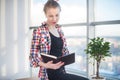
[38,61,64,70]
[29,29,41,67]
[29,29,64,69]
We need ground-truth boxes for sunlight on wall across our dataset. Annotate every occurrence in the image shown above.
[0,0,6,78]
[13,0,18,41]
[14,44,18,74]
[0,0,31,79]
[24,0,30,72]
[25,37,30,71]
[0,0,6,50]
[1,64,6,77]
[13,0,18,74]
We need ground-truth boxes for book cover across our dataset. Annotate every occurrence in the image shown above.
[41,53,75,66]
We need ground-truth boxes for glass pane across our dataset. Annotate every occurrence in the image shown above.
[62,26,87,76]
[31,0,46,26]
[95,0,120,21]
[59,0,86,24]
[96,25,120,79]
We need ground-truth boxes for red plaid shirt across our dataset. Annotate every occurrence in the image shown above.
[29,23,69,80]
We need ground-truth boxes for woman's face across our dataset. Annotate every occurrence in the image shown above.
[45,7,60,26]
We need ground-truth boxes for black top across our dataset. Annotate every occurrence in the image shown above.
[47,32,65,78]
[49,32,63,57]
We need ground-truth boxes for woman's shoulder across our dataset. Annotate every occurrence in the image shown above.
[32,26,45,35]
[34,23,62,31]
[34,23,47,31]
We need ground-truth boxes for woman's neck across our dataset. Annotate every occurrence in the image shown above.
[48,25,60,37]
[48,25,55,30]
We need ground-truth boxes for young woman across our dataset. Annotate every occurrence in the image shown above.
[29,0,89,80]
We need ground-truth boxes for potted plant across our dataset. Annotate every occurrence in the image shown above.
[84,37,111,80]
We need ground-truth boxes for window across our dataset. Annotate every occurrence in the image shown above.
[31,0,46,26]
[95,0,120,21]
[96,25,120,79]
[62,26,87,75]
[59,0,86,24]
[30,0,120,79]
[94,0,120,79]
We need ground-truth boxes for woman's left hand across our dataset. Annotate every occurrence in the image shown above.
[44,61,64,70]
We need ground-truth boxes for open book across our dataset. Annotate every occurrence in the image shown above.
[41,53,75,66]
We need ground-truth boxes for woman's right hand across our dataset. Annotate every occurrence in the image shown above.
[44,61,64,70]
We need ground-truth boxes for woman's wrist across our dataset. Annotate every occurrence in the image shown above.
[38,62,47,68]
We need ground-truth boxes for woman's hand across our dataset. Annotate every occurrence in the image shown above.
[44,61,64,70]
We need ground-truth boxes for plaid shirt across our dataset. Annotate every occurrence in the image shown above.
[29,23,69,80]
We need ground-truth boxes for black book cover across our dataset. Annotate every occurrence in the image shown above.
[41,53,75,66]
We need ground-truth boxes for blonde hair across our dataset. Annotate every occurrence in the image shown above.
[43,0,61,13]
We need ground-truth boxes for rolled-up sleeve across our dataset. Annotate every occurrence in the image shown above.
[29,29,41,67]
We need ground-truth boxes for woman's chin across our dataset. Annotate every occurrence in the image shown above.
[51,24,56,26]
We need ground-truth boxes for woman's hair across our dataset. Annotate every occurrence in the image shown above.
[43,0,61,13]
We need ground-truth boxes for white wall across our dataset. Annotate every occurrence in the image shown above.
[0,0,31,79]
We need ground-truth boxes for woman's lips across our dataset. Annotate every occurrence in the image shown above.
[52,22,56,24]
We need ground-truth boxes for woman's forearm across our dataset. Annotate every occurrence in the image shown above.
[38,61,64,70]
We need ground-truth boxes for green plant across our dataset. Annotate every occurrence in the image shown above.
[84,37,111,79]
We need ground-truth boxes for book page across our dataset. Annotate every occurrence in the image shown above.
[41,53,57,59]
